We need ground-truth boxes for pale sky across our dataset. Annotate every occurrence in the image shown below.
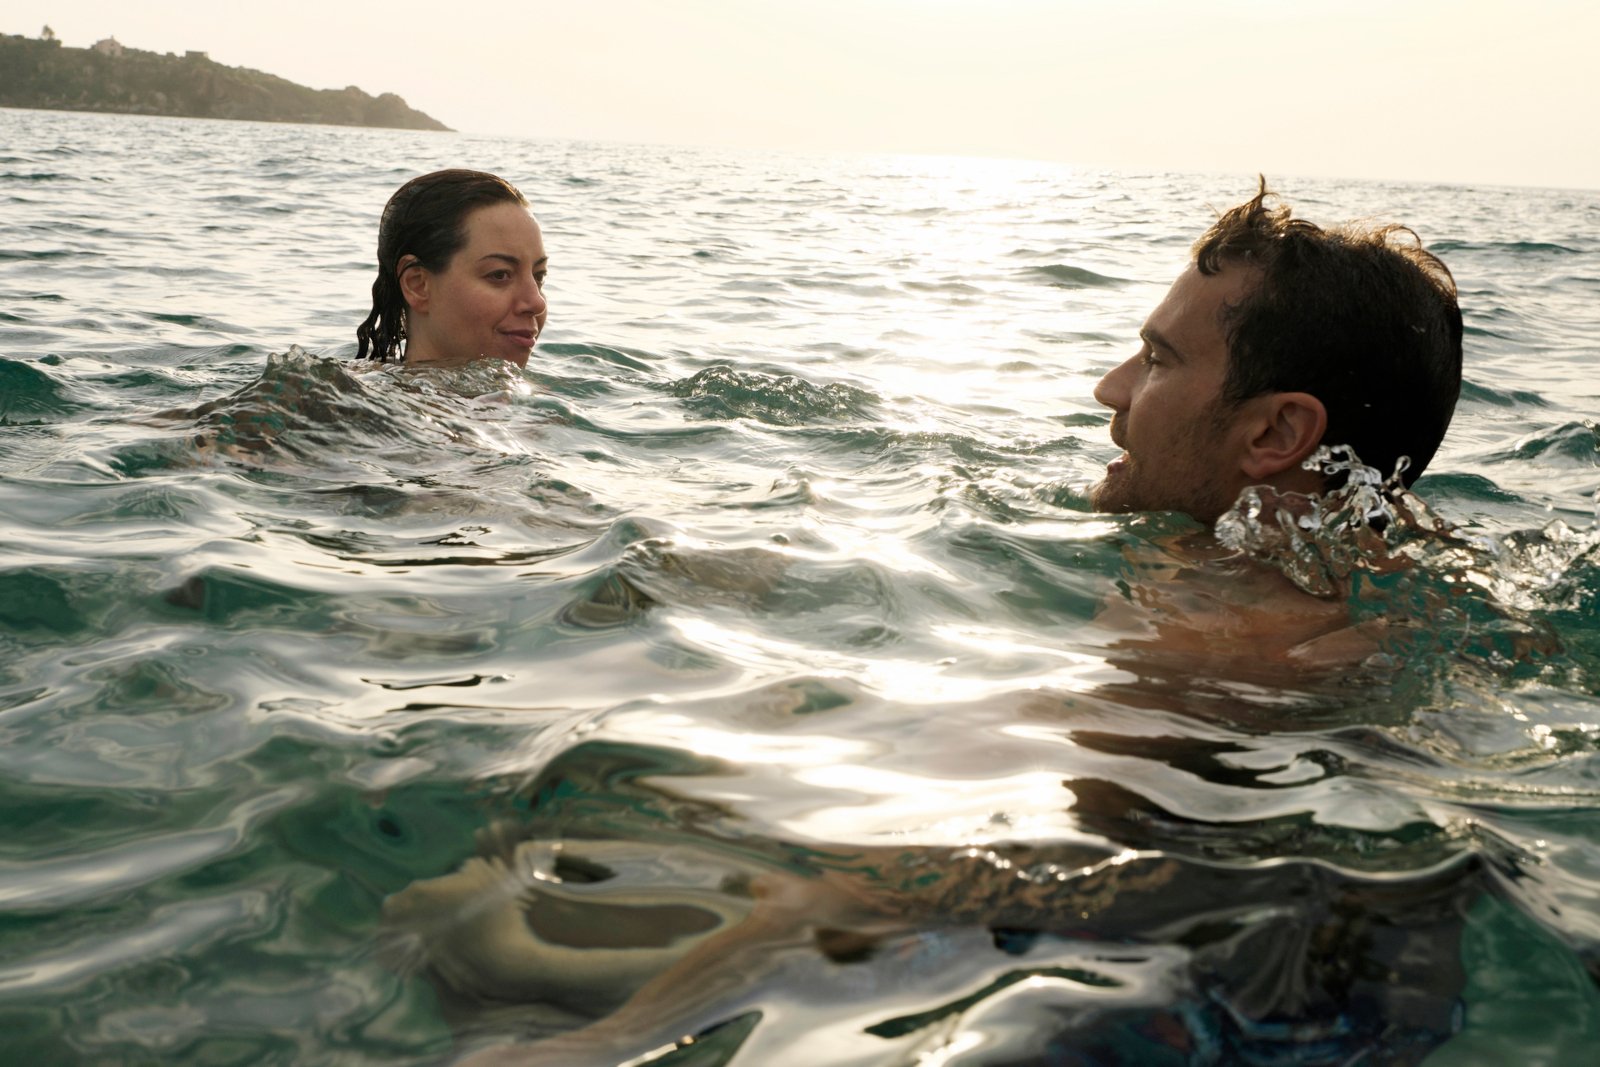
[8,0,1598,189]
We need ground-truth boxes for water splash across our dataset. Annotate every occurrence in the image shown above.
[1216,446,1597,668]
[1214,446,1460,599]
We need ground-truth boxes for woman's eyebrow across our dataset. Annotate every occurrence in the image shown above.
[476,253,550,268]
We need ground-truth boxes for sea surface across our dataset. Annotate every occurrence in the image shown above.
[2,107,1599,1066]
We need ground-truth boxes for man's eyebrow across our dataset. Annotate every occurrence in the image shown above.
[1140,325,1187,363]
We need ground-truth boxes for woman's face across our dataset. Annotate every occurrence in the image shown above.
[399,201,548,368]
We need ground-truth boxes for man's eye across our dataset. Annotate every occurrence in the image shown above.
[1140,350,1160,367]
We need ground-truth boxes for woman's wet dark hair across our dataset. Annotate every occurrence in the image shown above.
[355,169,529,361]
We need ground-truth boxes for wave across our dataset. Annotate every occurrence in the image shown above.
[1026,263,1129,288]
[0,248,75,261]
[669,365,880,426]
[1459,379,1549,408]
[1433,239,1587,256]
[1489,421,1600,466]
[0,357,81,422]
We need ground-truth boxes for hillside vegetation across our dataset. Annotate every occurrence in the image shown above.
[0,34,450,131]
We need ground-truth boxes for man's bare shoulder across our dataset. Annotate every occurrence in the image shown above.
[1097,531,1384,673]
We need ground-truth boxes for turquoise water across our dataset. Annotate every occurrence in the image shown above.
[2,106,1599,1065]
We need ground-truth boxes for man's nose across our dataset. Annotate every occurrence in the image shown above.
[1093,355,1136,410]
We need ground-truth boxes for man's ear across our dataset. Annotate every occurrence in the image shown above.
[396,256,429,313]
[1239,391,1327,481]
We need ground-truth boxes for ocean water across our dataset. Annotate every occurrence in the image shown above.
[2,105,1599,1066]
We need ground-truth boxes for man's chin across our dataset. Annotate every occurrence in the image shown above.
[1089,478,1130,514]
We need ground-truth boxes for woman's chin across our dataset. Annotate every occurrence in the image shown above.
[482,347,532,371]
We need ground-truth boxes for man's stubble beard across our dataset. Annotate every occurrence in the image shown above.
[1090,401,1241,523]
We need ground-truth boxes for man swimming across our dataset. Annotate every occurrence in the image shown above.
[1091,179,1462,523]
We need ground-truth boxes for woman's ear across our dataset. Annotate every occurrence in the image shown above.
[1239,391,1328,481]
[396,256,429,313]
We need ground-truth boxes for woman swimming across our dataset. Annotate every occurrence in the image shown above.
[356,169,548,367]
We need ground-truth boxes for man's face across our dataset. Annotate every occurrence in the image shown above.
[1090,263,1261,523]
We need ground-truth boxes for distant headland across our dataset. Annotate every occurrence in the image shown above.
[0,27,451,132]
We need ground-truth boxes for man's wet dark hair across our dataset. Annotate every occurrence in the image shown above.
[1194,178,1463,487]
[356,169,529,362]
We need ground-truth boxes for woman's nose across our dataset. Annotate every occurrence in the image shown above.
[521,278,548,317]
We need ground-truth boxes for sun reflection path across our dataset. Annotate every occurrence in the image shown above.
[593,703,1111,847]
[593,710,877,768]
[668,615,1125,704]
[782,764,1094,845]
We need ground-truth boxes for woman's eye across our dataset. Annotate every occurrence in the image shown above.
[534,273,548,289]
[487,270,511,282]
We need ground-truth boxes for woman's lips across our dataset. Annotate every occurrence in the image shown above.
[502,330,538,349]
